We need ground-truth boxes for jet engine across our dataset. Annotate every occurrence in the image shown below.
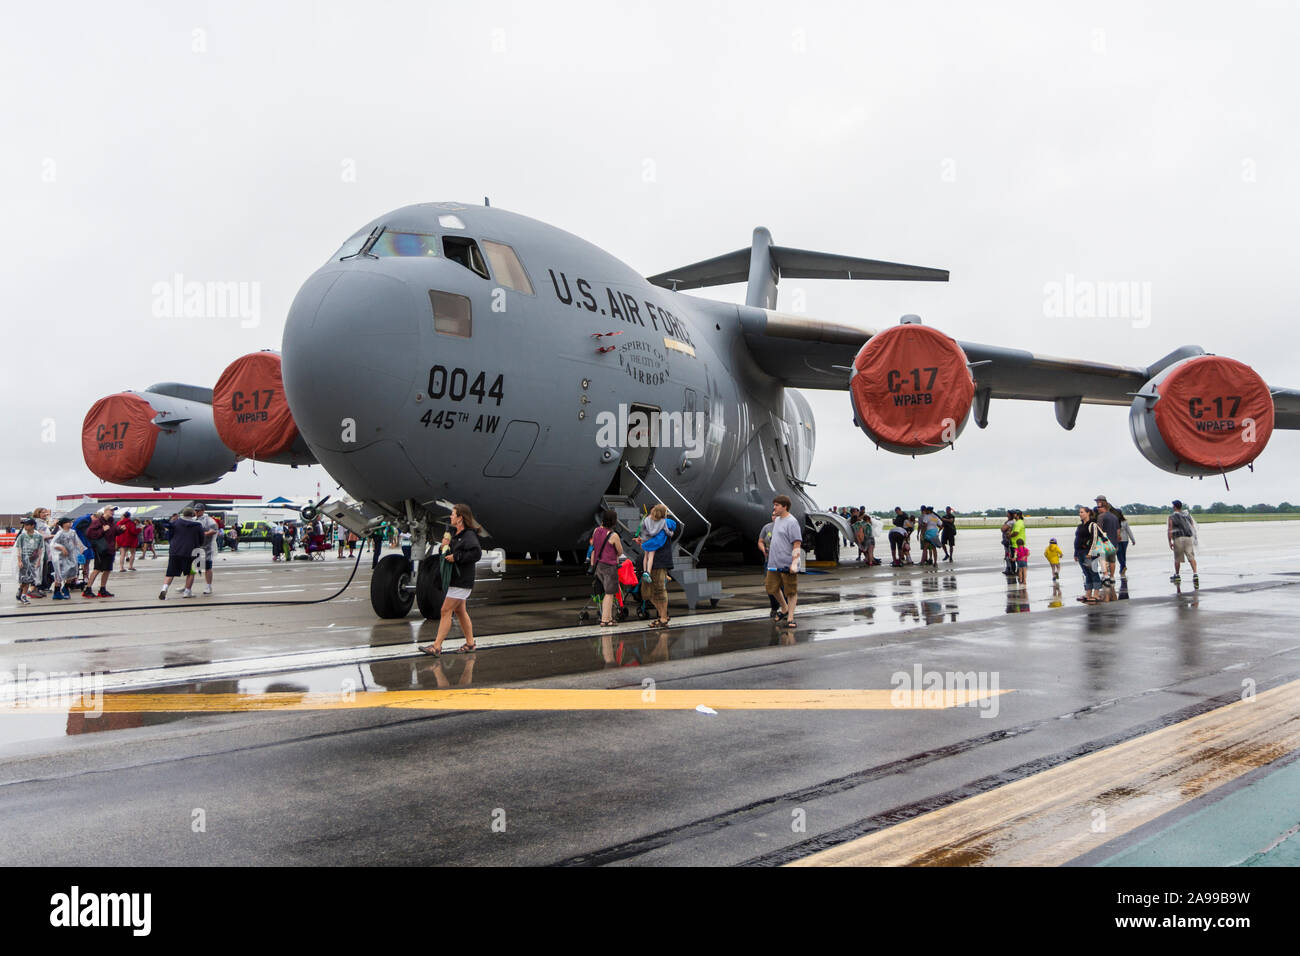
[212,351,317,466]
[81,384,238,488]
[849,320,976,454]
[1129,355,1275,476]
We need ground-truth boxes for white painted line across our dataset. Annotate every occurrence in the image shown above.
[0,582,1017,698]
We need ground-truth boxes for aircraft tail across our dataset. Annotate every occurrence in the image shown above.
[646,229,948,310]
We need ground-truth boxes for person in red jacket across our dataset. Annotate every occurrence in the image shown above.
[84,506,119,598]
[116,511,140,572]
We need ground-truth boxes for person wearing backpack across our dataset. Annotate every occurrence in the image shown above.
[83,506,119,598]
[1094,496,1120,586]
[1167,500,1199,587]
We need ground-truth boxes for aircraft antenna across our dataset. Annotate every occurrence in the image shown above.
[484,196,490,207]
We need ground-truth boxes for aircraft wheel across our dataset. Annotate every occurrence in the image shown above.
[617,604,629,622]
[710,598,719,607]
[415,559,445,619]
[371,554,414,619]
[636,606,650,620]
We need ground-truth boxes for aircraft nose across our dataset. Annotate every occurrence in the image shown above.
[281,269,423,453]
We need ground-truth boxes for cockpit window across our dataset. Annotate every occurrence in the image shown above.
[371,231,441,257]
[482,240,535,294]
[443,236,490,279]
[332,228,374,260]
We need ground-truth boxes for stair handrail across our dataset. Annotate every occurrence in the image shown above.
[621,463,713,564]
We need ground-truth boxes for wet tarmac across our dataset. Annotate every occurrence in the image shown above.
[1,522,1298,865]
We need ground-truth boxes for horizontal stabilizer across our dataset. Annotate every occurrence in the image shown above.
[648,245,947,292]
[648,227,947,310]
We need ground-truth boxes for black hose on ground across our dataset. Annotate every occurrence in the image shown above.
[0,546,367,620]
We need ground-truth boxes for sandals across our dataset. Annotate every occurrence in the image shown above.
[455,642,478,653]
[417,644,442,657]
[599,620,617,627]
[648,618,670,628]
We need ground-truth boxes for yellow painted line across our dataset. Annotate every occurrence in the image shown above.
[789,679,1300,867]
[2,687,1009,714]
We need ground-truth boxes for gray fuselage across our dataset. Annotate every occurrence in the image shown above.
[280,203,815,550]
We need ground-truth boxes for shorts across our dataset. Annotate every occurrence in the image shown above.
[1172,536,1195,561]
[650,568,669,606]
[1017,560,1028,568]
[924,529,940,544]
[594,562,619,595]
[765,569,798,598]
[445,586,472,601]
[166,554,194,577]
[93,550,114,572]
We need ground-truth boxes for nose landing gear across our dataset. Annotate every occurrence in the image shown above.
[367,504,449,619]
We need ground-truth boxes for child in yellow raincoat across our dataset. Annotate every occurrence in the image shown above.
[1044,538,1063,581]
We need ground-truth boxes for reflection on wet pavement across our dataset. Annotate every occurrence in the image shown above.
[3,522,1299,747]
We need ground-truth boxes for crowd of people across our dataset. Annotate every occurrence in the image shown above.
[12,505,169,603]
[7,494,1206,620]
[826,495,1202,606]
[9,503,247,604]
[828,505,960,567]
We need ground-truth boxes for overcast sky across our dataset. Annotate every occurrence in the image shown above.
[3,1,1298,515]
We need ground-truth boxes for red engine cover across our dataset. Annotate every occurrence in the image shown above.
[213,352,302,461]
[1152,356,1274,470]
[850,324,975,452]
[82,393,161,483]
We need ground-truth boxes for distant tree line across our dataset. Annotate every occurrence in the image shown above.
[972,502,1297,517]
[861,503,1297,518]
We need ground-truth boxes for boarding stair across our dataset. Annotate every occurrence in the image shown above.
[599,476,722,611]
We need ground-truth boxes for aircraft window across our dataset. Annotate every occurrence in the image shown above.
[429,290,472,338]
[443,236,490,279]
[332,229,373,260]
[372,231,441,257]
[438,214,466,230]
[482,240,535,295]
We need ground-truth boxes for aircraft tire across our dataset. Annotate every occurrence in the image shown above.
[415,559,445,620]
[371,554,414,618]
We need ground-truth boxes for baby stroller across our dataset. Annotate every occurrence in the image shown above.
[578,557,650,624]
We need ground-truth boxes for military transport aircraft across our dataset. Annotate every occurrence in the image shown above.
[81,202,1300,618]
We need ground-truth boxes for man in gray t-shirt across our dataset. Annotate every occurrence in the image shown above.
[194,503,220,595]
[765,496,803,628]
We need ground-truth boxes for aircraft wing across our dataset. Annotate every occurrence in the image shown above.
[739,310,1300,429]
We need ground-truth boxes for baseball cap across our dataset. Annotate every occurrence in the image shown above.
[1050,537,1057,543]
[1172,499,1183,509]
[194,503,206,512]
[20,517,35,526]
